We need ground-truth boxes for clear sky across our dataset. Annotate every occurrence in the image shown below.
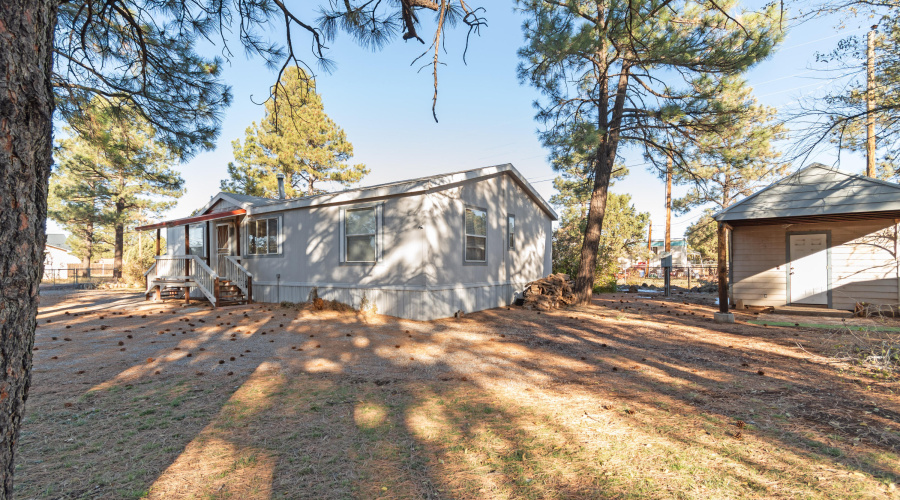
[48,4,873,240]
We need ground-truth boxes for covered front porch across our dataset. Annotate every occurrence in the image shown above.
[137,208,253,308]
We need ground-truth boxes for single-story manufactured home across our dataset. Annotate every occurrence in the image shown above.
[137,164,557,320]
[714,163,900,312]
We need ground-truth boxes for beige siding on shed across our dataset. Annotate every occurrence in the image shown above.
[732,219,900,309]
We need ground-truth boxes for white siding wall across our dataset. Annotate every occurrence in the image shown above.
[732,219,899,309]
[164,173,554,320]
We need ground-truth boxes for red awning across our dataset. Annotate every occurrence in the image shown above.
[135,209,247,231]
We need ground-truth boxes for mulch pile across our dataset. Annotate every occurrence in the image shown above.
[523,274,576,310]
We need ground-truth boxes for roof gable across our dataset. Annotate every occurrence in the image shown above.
[714,163,900,222]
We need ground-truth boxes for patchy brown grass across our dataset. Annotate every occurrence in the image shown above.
[13,289,900,498]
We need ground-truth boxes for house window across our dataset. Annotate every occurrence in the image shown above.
[188,223,205,256]
[465,207,487,262]
[507,215,516,250]
[248,217,279,255]
[345,207,377,262]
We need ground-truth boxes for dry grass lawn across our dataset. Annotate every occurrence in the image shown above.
[12,289,900,499]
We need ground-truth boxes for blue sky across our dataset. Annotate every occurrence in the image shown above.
[48,4,873,239]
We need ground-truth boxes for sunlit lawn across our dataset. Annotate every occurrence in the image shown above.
[14,290,900,499]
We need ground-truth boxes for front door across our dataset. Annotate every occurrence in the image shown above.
[789,233,828,305]
[216,223,235,275]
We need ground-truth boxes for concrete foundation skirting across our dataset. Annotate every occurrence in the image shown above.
[252,282,530,321]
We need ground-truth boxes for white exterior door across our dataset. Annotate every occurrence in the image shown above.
[789,233,828,305]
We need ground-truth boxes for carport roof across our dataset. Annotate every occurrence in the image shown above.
[713,163,900,224]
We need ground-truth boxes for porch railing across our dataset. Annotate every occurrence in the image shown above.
[144,262,157,294]
[222,256,252,298]
[149,255,218,305]
[190,256,218,304]
[154,255,190,279]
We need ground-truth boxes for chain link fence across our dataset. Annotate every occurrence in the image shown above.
[41,267,118,287]
[620,264,721,292]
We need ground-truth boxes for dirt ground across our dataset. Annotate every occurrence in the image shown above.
[12,289,900,499]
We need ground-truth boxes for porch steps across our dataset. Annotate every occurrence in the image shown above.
[216,279,248,307]
[159,286,186,300]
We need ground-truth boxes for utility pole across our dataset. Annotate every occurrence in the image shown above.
[665,154,672,253]
[867,25,877,177]
[647,223,652,277]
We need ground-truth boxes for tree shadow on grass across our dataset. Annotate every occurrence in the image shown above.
[15,294,900,498]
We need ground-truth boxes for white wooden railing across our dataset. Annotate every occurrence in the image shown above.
[144,262,157,293]
[154,255,190,278]
[223,256,252,297]
[148,255,218,305]
[189,256,218,304]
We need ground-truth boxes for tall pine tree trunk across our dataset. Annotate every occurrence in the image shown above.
[573,152,615,303]
[114,199,125,279]
[80,221,94,277]
[572,60,631,304]
[0,0,57,495]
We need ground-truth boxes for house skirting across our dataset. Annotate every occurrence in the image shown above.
[251,281,531,321]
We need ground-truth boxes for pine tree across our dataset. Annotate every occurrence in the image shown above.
[684,210,718,260]
[55,99,184,278]
[222,67,369,198]
[551,163,647,287]
[517,0,783,302]
[47,157,108,276]
[660,76,789,214]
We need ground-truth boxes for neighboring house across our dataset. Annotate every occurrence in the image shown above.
[43,234,81,280]
[138,164,557,320]
[714,163,900,311]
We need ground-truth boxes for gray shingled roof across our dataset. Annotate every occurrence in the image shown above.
[713,163,900,222]
[208,164,558,220]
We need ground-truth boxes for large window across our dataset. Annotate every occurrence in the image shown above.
[188,223,205,256]
[507,215,516,250]
[465,207,487,262]
[248,217,279,255]
[345,207,377,262]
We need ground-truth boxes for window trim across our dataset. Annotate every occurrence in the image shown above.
[344,206,378,263]
[245,215,282,256]
[507,214,516,251]
[339,203,383,265]
[187,223,206,257]
[464,206,488,264]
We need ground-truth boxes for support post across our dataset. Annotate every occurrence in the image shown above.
[184,286,190,305]
[247,276,253,304]
[214,277,220,308]
[205,222,211,267]
[665,154,672,253]
[714,222,734,323]
[155,285,161,301]
[155,228,161,256]
[717,222,728,313]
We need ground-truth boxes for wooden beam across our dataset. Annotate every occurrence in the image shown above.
[155,228,161,256]
[717,222,729,313]
[235,219,241,257]
[134,209,247,231]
